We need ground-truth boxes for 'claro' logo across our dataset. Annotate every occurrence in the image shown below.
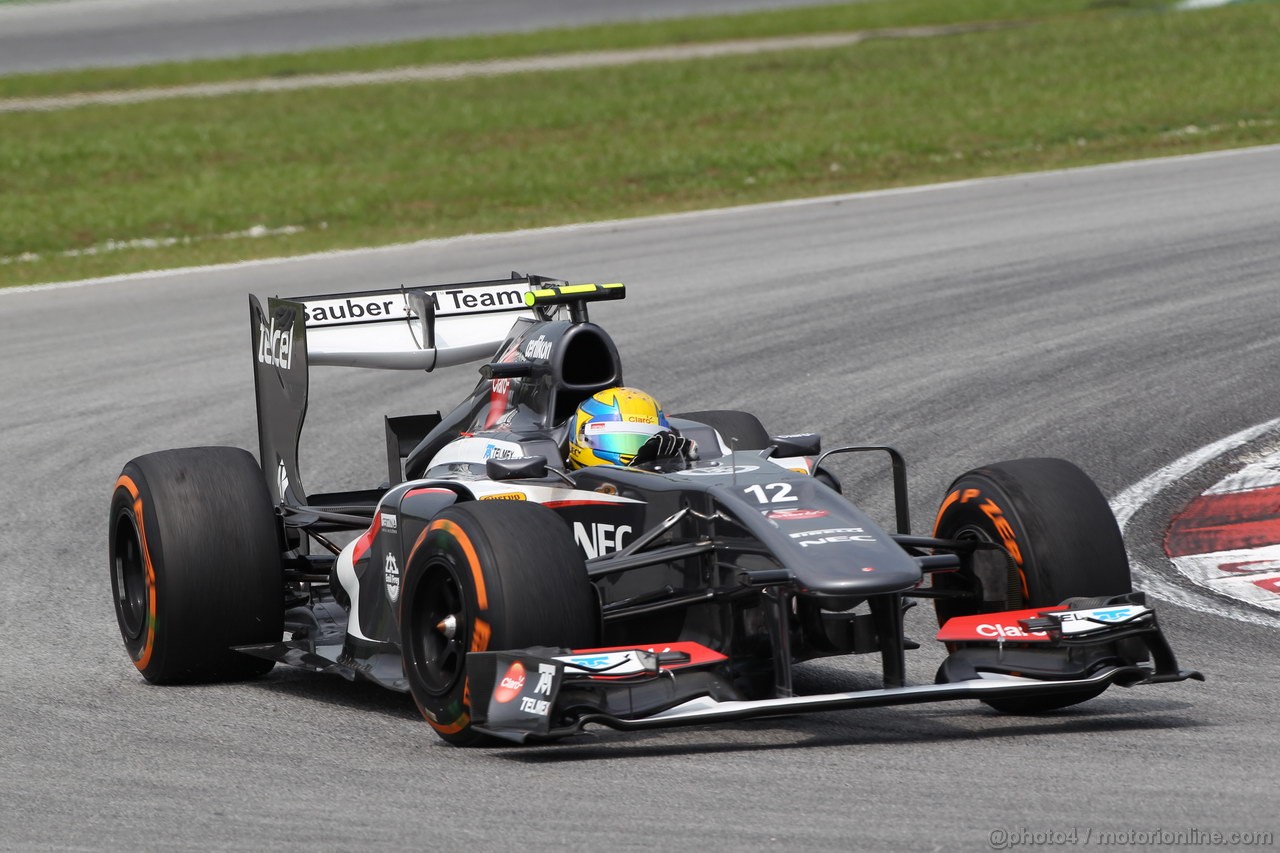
[257,317,293,369]
[975,622,1046,639]
[494,661,527,703]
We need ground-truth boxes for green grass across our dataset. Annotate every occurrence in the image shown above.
[0,0,1161,98]
[5,0,1277,288]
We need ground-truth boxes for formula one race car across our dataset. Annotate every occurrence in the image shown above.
[108,274,1201,745]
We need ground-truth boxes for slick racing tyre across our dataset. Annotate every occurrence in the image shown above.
[673,410,771,450]
[400,501,599,746]
[109,447,283,683]
[932,457,1131,713]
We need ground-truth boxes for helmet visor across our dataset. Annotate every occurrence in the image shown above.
[582,420,666,460]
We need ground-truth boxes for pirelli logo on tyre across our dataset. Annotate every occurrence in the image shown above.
[936,487,1025,567]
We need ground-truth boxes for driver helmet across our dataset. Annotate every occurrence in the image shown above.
[568,387,671,469]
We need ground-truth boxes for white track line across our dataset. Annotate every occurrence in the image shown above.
[1112,419,1280,627]
[0,24,1008,114]
[6,142,1280,297]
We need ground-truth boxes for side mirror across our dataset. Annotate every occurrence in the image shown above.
[486,455,549,481]
[770,433,821,457]
[480,361,536,380]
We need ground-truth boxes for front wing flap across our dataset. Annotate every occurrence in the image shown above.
[935,598,1203,686]
[468,602,1202,742]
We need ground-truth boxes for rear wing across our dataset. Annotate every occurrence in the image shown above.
[297,274,556,371]
[249,273,560,505]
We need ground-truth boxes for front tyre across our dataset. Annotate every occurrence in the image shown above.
[108,447,283,683]
[400,502,599,746]
[932,457,1131,713]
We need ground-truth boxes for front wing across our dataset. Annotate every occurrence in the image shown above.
[466,604,1202,743]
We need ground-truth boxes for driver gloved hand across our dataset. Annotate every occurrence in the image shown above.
[628,431,697,467]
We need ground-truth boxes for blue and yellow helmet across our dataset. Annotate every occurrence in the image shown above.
[568,387,671,469]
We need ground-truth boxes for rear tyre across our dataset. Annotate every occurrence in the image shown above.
[108,447,283,683]
[932,457,1131,713]
[400,502,599,746]
[673,409,771,450]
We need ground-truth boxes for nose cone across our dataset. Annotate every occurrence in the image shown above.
[780,520,922,598]
[723,476,923,599]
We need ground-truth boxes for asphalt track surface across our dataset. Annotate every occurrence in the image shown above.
[0,0,859,74]
[4,147,1280,850]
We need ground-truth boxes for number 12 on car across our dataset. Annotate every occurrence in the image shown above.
[742,483,797,504]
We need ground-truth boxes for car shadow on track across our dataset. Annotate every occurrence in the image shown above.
[241,659,1206,754]
[495,702,1205,763]
[253,669,421,720]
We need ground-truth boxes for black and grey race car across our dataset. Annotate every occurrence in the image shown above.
[108,274,1201,745]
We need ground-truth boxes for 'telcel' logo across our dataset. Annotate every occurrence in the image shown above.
[257,318,292,369]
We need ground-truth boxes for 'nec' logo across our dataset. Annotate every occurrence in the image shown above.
[573,522,631,559]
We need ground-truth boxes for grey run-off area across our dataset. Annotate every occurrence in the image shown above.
[0,0,863,74]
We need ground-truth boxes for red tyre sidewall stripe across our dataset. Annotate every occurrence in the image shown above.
[427,518,487,611]
[115,475,157,671]
[408,516,490,733]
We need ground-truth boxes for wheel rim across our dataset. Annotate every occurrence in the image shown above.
[934,523,1001,622]
[953,525,992,596]
[410,559,467,696]
[113,510,147,641]
[952,524,1025,611]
